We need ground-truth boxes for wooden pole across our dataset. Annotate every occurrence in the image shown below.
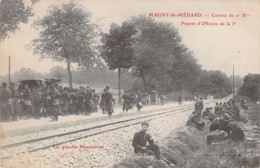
[9,56,11,84]
[233,64,235,100]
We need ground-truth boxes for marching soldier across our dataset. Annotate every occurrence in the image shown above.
[122,90,131,113]
[100,89,107,114]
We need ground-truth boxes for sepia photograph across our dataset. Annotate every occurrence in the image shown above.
[0,0,259,167]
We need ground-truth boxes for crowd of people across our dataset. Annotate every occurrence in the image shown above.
[0,81,116,122]
[186,96,246,145]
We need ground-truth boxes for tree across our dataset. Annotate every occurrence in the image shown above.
[239,74,260,102]
[101,22,136,103]
[0,0,35,41]
[168,46,201,95]
[30,2,101,88]
[128,15,181,92]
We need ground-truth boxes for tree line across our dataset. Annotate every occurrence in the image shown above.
[1,0,239,101]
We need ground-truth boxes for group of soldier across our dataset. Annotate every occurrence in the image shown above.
[186,96,246,145]
[122,90,143,113]
[131,96,247,165]
[0,81,115,122]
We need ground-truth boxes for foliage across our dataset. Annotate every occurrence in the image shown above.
[125,15,182,92]
[195,70,232,98]
[0,0,33,41]
[239,74,260,102]
[101,22,136,70]
[30,1,101,87]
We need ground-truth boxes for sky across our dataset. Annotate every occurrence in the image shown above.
[0,0,259,77]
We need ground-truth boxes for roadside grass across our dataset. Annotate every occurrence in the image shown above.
[114,102,260,168]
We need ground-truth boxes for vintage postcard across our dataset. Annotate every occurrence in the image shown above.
[0,0,259,167]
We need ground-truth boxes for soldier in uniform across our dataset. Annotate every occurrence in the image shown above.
[105,86,113,117]
[122,90,131,113]
[9,82,21,121]
[177,95,182,105]
[132,121,161,159]
[136,91,143,112]
[22,84,33,119]
[92,89,100,113]
[50,84,61,121]
[0,82,11,121]
[61,87,70,115]
[68,88,77,114]
[228,123,245,142]
[186,111,205,130]
[100,89,107,114]
[195,98,204,115]
[78,86,85,115]
[84,86,92,116]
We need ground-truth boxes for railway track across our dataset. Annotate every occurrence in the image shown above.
[0,102,213,160]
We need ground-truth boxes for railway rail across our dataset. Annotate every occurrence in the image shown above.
[1,101,213,160]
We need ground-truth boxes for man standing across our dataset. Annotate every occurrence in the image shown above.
[105,86,113,117]
[92,89,99,113]
[0,82,11,121]
[50,84,61,121]
[132,121,161,159]
[177,95,182,105]
[195,98,204,115]
[84,86,92,116]
[122,90,131,113]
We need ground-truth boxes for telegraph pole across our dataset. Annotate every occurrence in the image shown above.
[233,64,235,100]
[9,56,11,84]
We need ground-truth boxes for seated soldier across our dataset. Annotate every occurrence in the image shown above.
[228,123,245,142]
[186,111,205,130]
[132,121,161,159]
[207,117,232,145]
[202,107,213,118]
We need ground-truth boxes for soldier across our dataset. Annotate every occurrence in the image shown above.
[136,91,143,112]
[84,86,92,116]
[0,82,11,121]
[105,86,113,117]
[22,84,33,119]
[78,86,85,115]
[92,89,99,113]
[132,121,161,159]
[214,103,222,117]
[177,95,182,105]
[100,89,107,114]
[122,90,131,113]
[202,107,212,119]
[68,88,77,114]
[228,123,245,142]
[186,111,205,130]
[31,86,42,119]
[61,87,70,115]
[9,82,21,121]
[49,84,61,121]
[195,98,204,115]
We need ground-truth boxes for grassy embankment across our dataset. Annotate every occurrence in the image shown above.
[114,101,260,168]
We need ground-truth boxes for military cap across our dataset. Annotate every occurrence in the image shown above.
[142,121,149,127]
